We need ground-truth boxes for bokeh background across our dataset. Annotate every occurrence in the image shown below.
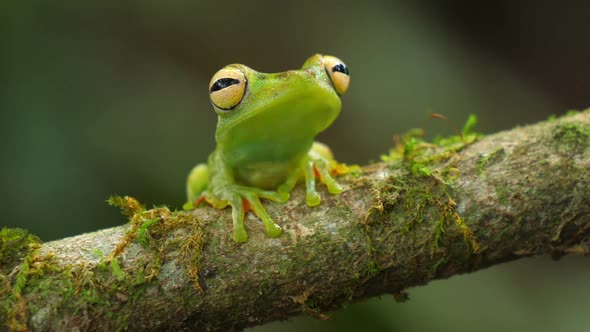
[2,1,589,331]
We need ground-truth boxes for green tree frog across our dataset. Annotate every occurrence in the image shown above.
[185,54,350,243]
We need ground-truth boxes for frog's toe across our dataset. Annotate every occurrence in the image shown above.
[242,192,283,239]
[182,201,196,211]
[228,194,248,243]
[326,182,343,194]
[313,159,344,195]
[275,191,290,203]
[265,223,282,238]
[319,172,343,194]
[256,189,290,204]
[306,191,321,207]
[233,226,248,243]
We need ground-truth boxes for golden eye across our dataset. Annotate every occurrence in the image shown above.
[323,55,350,95]
[209,66,247,111]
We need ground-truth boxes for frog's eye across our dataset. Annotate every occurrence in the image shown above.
[209,67,247,111]
[324,55,350,96]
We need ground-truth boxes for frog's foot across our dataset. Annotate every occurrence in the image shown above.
[303,157,343,207]
[277,143,348,208]
[226,186,286,243]
[182,194,206,211]
[304,142,348,207]
[184,190,228,211]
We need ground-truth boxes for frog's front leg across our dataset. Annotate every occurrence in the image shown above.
[279,142,347,207]
[213,185,287,242]
[208,151,288,242]
[187,153,289,243]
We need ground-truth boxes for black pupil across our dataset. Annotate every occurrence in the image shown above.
[332,63,349,76]
[210,78,240,92]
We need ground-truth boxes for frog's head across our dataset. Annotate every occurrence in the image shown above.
[210,54,350,150]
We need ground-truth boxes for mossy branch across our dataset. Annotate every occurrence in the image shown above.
[2,111,590,331]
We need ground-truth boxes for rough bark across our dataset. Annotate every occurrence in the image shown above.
[1,111,589,331]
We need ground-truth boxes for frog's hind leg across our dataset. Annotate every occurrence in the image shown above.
[186,163,210,204]
[310,141,335,160]
[314,158,343,194]
[309,142,346,194]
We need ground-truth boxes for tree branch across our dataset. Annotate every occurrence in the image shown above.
[2,111,589,331]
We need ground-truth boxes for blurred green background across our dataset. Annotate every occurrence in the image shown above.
[2,1,589,331]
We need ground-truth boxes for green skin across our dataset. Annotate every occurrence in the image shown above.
[186,54,347,243]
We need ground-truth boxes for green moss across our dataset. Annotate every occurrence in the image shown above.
[409,161,432,177]
[0,228,43,330]
[290,288,330,320]
[495,185,511,205]
[107,195,145,217]
[362,260,381,278]
[476,148,505,176]
[552,123,590,154]
[110,258,126,282]
[375,115,481,254]
[0,228,41,275]
[136,218,160,248]
[0,197,206,330]
[400,185,430,231]
[0,197,206,331]
[431,216,447,250]
[429,256,447,279]
[461,114,478,137]
[65,247,164,330]
[333,205,353,219]
[108,196,206,290]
